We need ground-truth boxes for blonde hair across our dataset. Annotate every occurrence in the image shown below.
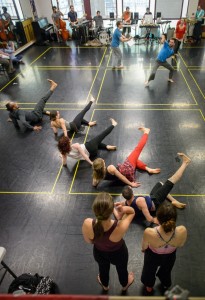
[92,158,106,181]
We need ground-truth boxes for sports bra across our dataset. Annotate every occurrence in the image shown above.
[149,226,177,254]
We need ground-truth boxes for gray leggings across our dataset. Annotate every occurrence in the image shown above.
[111,47,122,67]
[148,60,174,82]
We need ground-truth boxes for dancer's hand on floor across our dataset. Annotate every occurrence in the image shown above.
[131,181,141,188]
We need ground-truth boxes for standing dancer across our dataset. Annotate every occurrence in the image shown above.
[141,202,187,292]
[145,34,175,86]
[50,97,96,137]
[6,79,57,131]
[111,21,131,69]
[92,127,160,188]
[58,118,117,166]
[82,192,135,292]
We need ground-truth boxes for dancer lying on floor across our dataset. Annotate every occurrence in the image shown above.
[6,79,57,131]
[58,118,117,166]
[92,127,160,188]
[114,153,191,224]
[50,97,96,137]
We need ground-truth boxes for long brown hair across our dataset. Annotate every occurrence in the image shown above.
[92,192,114,239]
[156,202,177,233]
[92,158,106,181]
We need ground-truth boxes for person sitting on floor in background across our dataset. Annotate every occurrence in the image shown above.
[0,49,15,74]
[114,153,191,224]
[58,118,117,167]
[50,96,96,137]
[6,79,57,131]
[1,41,24,64]
[92,127,160,188]
[174,18,186,55]
[82,192,135,292]
[141,202,187,293]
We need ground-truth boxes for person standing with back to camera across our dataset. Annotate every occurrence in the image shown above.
[82,192,135,292]
[141,202,187,293]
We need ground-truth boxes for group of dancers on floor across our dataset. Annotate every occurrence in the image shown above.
[5,78,191,293]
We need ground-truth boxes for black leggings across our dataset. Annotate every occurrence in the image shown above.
[85,125,114,157]
[72,101,93,129]
[33,90,53,120]
[141,247,176,288]
[174,40,181,54]
[93,241,129,287]
[150,180,174,209]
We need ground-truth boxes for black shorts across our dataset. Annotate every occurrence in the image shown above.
[150,180,174,210]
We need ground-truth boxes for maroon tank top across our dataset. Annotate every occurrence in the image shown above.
[92,219,123,252]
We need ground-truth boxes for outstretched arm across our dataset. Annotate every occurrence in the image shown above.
[107,165,141,188]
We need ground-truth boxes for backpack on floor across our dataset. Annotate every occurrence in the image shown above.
[8,273,56,294]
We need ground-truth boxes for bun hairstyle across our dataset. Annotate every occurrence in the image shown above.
[92,158,106,181]
[156,202,177,233]
[92,192,114,239]
[58,136,71,155]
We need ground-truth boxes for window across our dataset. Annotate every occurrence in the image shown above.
[123,0,149,18]
[54,0,84,18]
[90,0,117,18]
[1,0,18,19]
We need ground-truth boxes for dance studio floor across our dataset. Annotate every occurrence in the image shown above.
[0,40,205,296]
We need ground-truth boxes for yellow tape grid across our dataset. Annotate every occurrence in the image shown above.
[68,107,205,197]
[188,69,205,100]
[95,68,198,106]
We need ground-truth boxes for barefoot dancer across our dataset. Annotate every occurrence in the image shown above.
[6,79,57,132]
[114,153,191,223]
[92,127,160,188]
[82,192,135,292]
[58,118,117,166]
[50,97,96,137]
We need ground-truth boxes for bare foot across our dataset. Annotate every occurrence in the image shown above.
[177,153,191,164]
[168,79,174,83]
[116,65,124,69]
[47,79,58,91]
[88,121,97,127]
[106,145,117,151]
[122,272,134,291]
[138,127,150,134]
[97,274,109,291]
[7,118,12,122]
[90,94,95,102]
[146,167,161,174]
[110,118,117,126]
[145,81,149,87]
[172,200,186,209]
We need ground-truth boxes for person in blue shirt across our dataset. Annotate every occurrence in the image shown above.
[193,5,205,44]
[111,21,131,69]
[145,34,175,86]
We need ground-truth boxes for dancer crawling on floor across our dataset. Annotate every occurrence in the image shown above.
[92,127,160,188]
[114,153,191,224]
[50,97,96,137]
[6,79,57,131]
[58,118,117,166]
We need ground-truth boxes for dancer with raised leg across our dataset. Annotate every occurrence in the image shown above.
[114,153,191,223]
[58,118,117,167]
[6,79,57,132]
[92,127,160,188]
[50,96,96,137]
